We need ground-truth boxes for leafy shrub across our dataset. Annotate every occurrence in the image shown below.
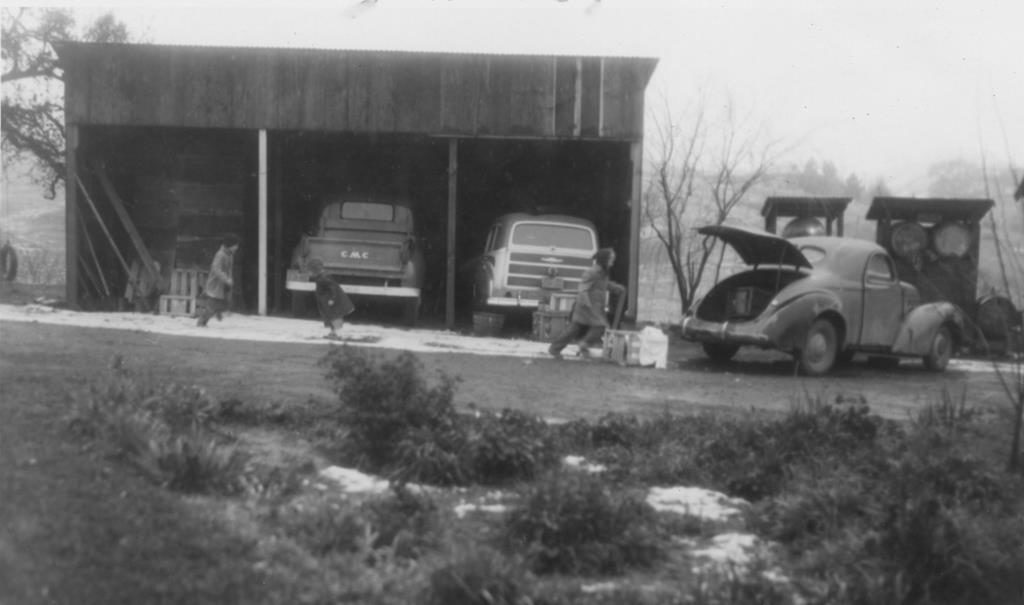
[393,425,469,486]
[322,347,560,486]
[137,431,248,494]
[278,498,370,557]
[423,547,533,605]
[696,400,887,500]
[69,357,249,494]
[590,413,642,448]
[504,472,664,576]
[363,484,442,559]
[320,347,461,471]
[463,409,559,485]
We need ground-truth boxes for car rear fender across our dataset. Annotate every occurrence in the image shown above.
[891,302,965,355]
[764,292,843,351]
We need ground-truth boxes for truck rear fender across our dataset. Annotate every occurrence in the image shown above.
[891,302,965,355]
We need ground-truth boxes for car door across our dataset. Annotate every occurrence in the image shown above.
[858,252,904,347]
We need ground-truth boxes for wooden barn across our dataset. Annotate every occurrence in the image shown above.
[56,42,657,327]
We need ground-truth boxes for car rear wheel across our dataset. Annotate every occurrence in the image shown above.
[799,318,838,376]
[702,342,740,363]
[923,325,953,372]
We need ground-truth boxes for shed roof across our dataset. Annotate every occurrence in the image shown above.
[866,197,994,223]
[58,42,656,140]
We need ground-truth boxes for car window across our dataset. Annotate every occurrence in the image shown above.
[341,202,394,221]
[511,224,595,249]
[866,253,895,282]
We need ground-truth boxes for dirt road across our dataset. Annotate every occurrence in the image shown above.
[0,321,1010,421]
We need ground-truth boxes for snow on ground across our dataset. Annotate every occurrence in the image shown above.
[646,486,749,521]
[0,303,556,360]
[0,303,1014,373]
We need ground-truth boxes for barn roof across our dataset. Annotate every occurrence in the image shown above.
[57,42,657,140]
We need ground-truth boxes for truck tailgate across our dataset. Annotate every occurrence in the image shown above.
[305,236,405,274]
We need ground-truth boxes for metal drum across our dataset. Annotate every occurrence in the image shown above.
[781,217,826,239]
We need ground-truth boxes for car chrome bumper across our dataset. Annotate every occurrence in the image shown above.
[486,296,542,308]
[287,280,420,298]
[680,316,774,348]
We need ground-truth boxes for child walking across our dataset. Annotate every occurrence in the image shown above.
[308,257,355,339]
[196,234,239,327]
[548,247,626,359]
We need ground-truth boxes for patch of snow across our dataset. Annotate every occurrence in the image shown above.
[0,304,558,360]
[646,486,748,521]
[563,455,607,473]
[318,466,390,494]
[453,502,509,518]
[453,490,510,518]
[580,581,619,594]
[690,532,758,566]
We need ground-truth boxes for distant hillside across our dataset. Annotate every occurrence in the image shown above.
[1,177,66,284]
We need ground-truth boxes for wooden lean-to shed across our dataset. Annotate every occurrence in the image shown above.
[56,42,657,328]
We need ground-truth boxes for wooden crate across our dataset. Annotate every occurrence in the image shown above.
[532,310,571,342]
[159,294,200,317]
[602,330,643,366]
[158,268,208,317]
[548,293,576,312]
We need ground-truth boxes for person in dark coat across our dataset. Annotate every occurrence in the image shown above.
[196,234,239,327]
[307,257,355,340]
[548,247,625,359]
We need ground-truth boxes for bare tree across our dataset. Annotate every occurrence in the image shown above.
[2,8,130,198]
[642,94,782,313]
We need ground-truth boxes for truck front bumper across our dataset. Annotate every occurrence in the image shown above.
[287,280,420,299]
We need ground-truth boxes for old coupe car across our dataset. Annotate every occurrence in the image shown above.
[680,225,966,375]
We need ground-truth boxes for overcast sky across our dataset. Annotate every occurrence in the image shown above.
[61,0,1024,193]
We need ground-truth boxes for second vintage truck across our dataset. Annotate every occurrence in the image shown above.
[286,194,425,324]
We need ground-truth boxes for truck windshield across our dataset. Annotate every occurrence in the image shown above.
[341,203,394,221]
[511,223,595,250]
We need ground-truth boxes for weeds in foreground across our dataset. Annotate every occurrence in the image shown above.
[505,471,664,576]
[68,356,249,494]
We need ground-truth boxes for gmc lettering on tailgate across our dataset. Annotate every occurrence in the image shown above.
[340,250,369,260]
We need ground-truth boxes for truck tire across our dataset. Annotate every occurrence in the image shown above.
[0,243,17,282]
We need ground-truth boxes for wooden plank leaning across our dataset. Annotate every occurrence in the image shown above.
[76,174,136,291]
[93,162,161,286]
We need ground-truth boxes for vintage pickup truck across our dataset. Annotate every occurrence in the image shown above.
[286,196,424,323]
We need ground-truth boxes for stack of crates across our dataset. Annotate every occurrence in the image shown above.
[532,293,575,342]
[159,268,208,317]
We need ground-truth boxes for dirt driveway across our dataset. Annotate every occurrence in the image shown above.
[0,319,1010,421]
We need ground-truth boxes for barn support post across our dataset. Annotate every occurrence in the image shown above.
[272,137,283,313]
[446,138,458,329]
[627,140,642,319]
[66,124,80,307]
[258,129,268,316]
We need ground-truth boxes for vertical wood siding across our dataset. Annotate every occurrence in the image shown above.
[60,44,655,141]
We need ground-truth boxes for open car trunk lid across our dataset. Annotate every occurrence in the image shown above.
[698,225,812,269]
